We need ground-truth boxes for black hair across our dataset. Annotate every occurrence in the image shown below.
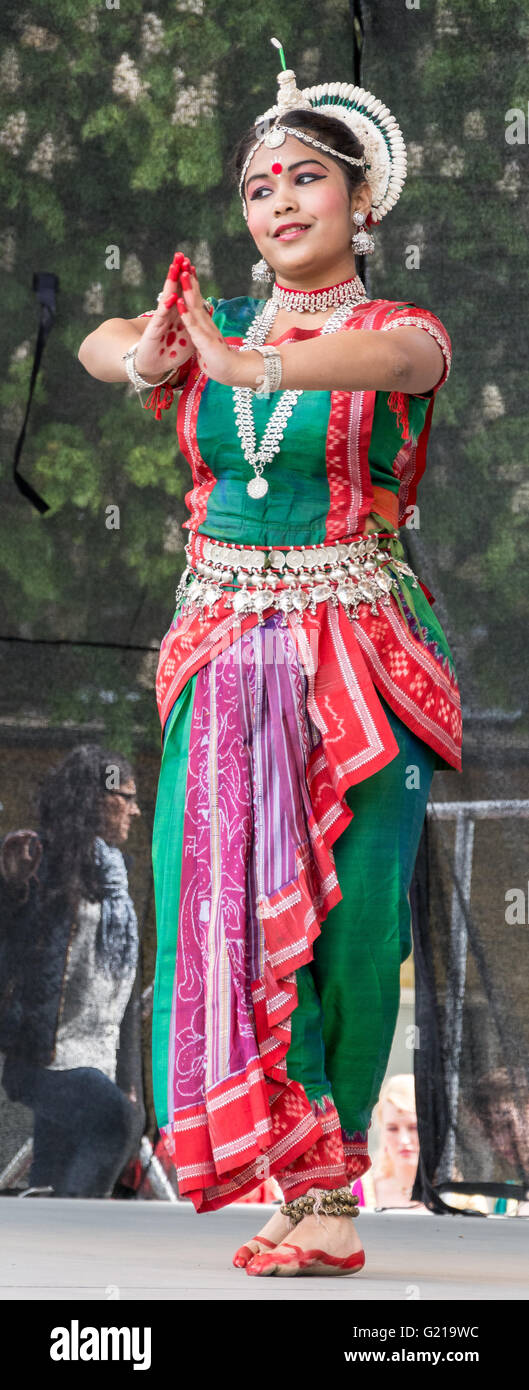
[230,107,368,210]
[37,743,135,915]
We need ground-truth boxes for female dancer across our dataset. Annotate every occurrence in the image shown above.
[78,43,462,1277]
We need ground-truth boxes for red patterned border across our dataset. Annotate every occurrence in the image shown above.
[355,600,462,768]
[324,299,393,540]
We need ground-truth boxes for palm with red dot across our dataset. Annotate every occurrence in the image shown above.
[134,251,199,385]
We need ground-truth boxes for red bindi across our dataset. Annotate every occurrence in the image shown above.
[271,161,282,174]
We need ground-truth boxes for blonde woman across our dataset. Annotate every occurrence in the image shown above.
[353,1074,488,1214]
[353,1073,426,1210]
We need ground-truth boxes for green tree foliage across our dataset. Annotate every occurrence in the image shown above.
[0,0,356,750]
[0,0,526,750]
[362,0,529,716]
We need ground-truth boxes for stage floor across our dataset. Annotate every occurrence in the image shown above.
[0,1199,527,1300]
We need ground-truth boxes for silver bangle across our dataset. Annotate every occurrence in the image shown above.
[252,344,282,396]
[122,341,177,394]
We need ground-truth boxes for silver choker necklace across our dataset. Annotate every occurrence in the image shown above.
[271,275,367,313]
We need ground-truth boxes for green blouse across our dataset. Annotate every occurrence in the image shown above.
[177,294,451,548]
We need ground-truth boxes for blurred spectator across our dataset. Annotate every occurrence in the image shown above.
[0,744,145,1198]
[471,1067,529,1216]
[352,1073,488,1213]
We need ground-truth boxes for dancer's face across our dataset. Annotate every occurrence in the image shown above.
[381,1101,419,1166]
[244,132,371,287]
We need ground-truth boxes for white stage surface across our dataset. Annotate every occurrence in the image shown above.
[0,1199,527,1300]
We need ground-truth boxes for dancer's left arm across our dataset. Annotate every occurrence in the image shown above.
[178,271,445,397]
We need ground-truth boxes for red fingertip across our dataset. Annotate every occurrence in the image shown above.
[176,297,186,313]
[168,266,179,281]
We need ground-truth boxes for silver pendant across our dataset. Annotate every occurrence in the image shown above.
[247,475,269,498]
[264,126,286,148]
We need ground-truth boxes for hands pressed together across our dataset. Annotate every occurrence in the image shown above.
[135,250,247,389]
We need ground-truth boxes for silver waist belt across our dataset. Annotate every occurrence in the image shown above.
[174,533,418,626]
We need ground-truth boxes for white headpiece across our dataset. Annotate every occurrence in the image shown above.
[239,38,407,226]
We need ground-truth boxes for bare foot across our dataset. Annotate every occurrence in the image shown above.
[289,1212,363,1257]
[233,1207,292,1267]
[246,1212,364,1276]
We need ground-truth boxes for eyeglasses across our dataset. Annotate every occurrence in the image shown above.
[105,790,140,805]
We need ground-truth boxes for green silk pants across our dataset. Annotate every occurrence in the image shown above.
[285,692,436,1133]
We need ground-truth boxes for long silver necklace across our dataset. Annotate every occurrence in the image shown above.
[233,291,369,500]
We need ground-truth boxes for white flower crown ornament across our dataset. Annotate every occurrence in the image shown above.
[238,36,407,227]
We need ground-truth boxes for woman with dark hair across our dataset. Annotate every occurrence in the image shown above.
[0,744,145,1197]
[78,43,461,1275]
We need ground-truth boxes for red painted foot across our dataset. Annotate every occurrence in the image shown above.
[246,1241,365,1277]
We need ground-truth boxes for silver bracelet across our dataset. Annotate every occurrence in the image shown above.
[122,341,177,394]
[252,344,282,397]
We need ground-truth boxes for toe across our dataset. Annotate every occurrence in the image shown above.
[245,1254,275,1277]
[245,1243,304,1277]
[233,1237,275,1268]
[232,1242,257,1268]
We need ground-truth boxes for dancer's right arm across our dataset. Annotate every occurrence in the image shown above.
[77,252,197,386]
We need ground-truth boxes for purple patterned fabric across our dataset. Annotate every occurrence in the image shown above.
[167,613,322,1114]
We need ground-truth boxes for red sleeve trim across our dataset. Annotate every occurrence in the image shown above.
[380,304,452,442]
[381,306,452,389]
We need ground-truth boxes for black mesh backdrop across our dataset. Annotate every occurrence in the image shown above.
[0,1,361,1197]
[359,0,529,1211]
[0,0,528,1204]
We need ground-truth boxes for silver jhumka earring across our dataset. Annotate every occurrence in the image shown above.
[351,210,375,255]
[251,257,275,283]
